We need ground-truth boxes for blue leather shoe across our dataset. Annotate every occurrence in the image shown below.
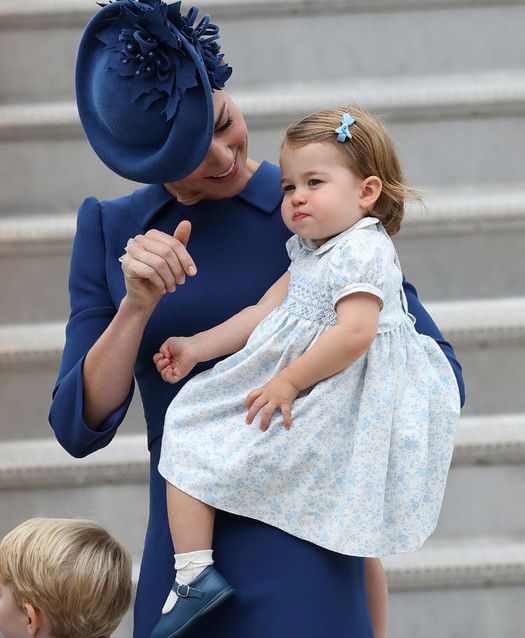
[151,566,234,638]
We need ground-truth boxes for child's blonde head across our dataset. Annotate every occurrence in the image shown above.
[0,518,132,638]
[283,105,421,235]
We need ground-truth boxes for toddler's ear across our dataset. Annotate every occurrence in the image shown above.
[359,176,382,209]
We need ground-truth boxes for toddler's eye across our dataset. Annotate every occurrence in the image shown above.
[282,185,295,192]
[308,179,322,186]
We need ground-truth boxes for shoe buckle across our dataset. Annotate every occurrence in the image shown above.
[176,584,190,598]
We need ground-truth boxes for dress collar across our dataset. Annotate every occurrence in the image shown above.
[237,161,283,214]
[129,183,174,229]
[129,161,283,229]
[299,216,380,255]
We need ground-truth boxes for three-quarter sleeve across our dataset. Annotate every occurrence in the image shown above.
[403,277,466,407]
[48,197,134,458]
[328,231,390,310]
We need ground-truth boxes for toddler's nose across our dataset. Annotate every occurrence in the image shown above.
[291,188,307,206]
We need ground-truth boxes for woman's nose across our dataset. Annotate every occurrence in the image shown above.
[206,139,233,171]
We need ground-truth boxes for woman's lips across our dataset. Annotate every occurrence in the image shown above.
[207,152,239,183]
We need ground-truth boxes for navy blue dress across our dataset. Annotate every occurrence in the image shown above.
[49,162,464,637]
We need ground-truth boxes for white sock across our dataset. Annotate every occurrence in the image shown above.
[162,549,214,614]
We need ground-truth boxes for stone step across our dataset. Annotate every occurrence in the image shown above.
[0,213,74,323]
[1,0,524,103]
[0,411,524,547]
[384,536,525,638]
[1,187,524,325]
[1,70,525,212]
[395,188,525,301]
[438,414,525,540]
[425,297,525,416]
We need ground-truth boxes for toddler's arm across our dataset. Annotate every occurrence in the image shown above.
[282,291,379,391]
[155,272,290,382]
[193,271,290,361]
[245,292,379,428]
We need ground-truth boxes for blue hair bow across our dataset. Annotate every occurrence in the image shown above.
[335,113,356,143]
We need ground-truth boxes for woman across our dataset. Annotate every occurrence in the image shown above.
[49,2,465,637]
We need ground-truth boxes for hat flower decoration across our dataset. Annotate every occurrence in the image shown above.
[171,5,232,91]
[95,0,232,120]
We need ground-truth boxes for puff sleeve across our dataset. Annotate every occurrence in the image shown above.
[328,230,391,311]
[285,235,306,266]
[48,197,134,458]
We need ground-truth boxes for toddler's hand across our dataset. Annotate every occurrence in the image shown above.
[153,336,200,384]
[245,373,300,431]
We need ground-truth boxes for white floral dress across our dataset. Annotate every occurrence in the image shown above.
[159,217,460,557]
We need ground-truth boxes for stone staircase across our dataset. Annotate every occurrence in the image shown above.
[1,1,524,636]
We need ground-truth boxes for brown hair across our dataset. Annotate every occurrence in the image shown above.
[0,518,132,638]
[283,105,422,235]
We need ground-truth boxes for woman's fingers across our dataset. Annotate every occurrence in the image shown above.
[173,220,192,248]
[125,240,178,292]
[121,256,167,293]
[121,227,198,304]
[139,235,187,285]
[144,228,197,278]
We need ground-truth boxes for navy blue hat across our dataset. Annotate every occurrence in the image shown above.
[76,0,232,184]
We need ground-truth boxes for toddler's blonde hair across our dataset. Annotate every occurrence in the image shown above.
[0,518,132,638]
[283,105,422,235]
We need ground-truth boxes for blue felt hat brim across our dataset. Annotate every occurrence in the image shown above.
[76,5,214,184]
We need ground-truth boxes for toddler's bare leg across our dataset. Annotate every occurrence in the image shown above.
[166,482,215,552]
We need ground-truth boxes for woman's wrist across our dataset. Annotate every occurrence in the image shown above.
[119,294,156,326]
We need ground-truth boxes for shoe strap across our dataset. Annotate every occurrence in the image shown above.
[175,583,204,599]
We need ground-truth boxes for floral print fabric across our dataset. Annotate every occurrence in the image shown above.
[159,217,460,557]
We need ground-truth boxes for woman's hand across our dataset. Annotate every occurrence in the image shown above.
[119,220,197,315]
[245,372,300,431]
[153,336,201,384]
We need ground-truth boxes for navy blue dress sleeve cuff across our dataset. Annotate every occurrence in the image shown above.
[49,354,134,458]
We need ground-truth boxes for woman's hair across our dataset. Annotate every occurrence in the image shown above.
[0,518,132,638]
[283,105,422,235]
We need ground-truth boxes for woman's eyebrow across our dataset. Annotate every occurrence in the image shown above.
[214,103,227,129]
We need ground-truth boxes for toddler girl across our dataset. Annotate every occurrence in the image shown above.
[151,106,461,638]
